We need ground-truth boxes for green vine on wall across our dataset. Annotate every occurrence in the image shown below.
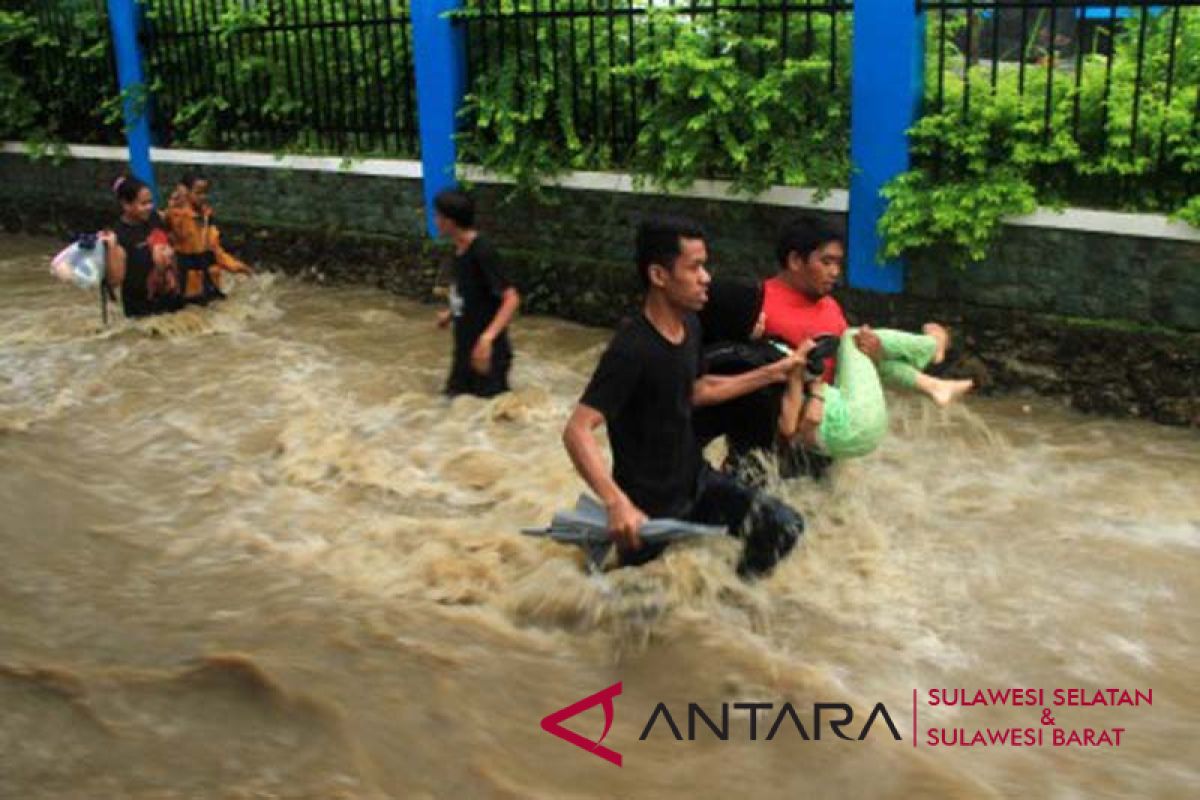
[456,4,851,200]
[879,9,1200,266]
[621,11,849,197]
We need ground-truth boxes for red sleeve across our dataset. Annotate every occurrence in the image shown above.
[829,298,849,334]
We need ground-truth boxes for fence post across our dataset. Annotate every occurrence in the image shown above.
[106,0,156,199]
[412,0,467,238]
[847,0,924,293]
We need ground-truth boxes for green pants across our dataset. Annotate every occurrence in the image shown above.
[816,328,937,459]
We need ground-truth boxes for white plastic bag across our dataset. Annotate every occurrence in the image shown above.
[50,235,107,291]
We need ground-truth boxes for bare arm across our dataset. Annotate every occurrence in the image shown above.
[778,338,819,438]
[778,369,806,440]
[482,287,520,344]
[795,380,826,449]
[209,225,252,274]
[694,368,783,408]
[471,287,521,374]
[692,344,809,408]
[562,403,647,551]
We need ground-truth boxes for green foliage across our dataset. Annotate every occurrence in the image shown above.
[880,8,1200,266]
[0,0,415,156]
[622,9,849,196]
[0,2,121,146]
[144,0,414,155]
[0,9,40,138]
[457,2,851,198]
[880,167,1037,264]
[455,12,589,197]
[1176,193,1200,227]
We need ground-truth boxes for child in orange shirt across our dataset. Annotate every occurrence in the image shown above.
[164,174,252,304]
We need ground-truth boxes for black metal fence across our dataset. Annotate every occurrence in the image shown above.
[917,1,1200,164]
[14,0,123,144]
[140,0,419,154]
[456,0,854,172]
[11,0,1198,206]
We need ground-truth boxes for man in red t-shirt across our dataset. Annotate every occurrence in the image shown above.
[763,223,853,383]
[762,217,888,384]
[761,218,972,459]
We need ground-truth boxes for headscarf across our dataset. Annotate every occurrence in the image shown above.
[698,278,763,344]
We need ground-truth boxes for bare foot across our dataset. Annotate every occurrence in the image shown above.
[922,322,950,365]
[928,377,974,408]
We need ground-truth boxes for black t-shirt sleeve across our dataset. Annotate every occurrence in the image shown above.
[474,239,512,299]
[580,333,641,419]
[688,314,706,378]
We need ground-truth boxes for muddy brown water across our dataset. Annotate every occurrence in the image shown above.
[1,235,1197,799]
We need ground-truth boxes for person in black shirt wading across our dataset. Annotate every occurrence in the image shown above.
[433,190,521,397]
[562,216,809,577]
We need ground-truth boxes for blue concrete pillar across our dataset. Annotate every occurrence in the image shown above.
[412,0,467,238]
[847,0,924,293]
[106,0,156,199]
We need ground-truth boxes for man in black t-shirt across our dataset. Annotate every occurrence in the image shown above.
[433,190,521,397]
[562,216,808,577]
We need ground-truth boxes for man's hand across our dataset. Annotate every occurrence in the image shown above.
[793,337,816,371]
[470,335,493,375]
[854,325,883,363]
[765,341,811,382]
[435,309,452,329]
[606,495,647,552]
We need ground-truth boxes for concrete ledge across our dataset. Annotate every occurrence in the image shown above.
[457,164,850,212]
[2,142,424,179]
[1006,207,1200,242]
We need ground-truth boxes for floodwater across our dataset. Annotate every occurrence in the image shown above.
[1,234,1197,799]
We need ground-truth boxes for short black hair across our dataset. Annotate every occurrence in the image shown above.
[635,215,706,288]
[776,216,845,268]
[433,189,475,228]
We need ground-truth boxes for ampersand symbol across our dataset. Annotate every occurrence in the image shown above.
[1041,708,1055,726]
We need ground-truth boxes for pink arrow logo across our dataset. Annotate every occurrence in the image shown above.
[540,682,623,766]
